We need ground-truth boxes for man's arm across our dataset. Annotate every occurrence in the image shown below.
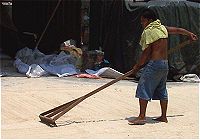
[166,26,198,41]
[132,45,152,72]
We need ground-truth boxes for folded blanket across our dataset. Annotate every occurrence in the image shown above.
[140,19,168,50]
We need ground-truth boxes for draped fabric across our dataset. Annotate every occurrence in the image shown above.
[140,19,168,50]
[89,0,200,75]
[89,0,148,72]
[89,0,136,72]
[12,0,81,54]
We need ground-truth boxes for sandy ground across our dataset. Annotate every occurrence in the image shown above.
[1,59,199,139]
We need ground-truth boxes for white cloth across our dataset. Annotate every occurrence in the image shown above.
[180,74,200,83]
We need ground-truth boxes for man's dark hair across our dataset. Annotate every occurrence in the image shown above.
[141,8,158,21]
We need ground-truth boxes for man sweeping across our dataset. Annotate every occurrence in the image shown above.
[128,8,198,125]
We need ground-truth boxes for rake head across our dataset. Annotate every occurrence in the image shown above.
[39,115,57,127]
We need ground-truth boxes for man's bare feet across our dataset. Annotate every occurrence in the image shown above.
[128,117,146,125]
[153,116,168,123]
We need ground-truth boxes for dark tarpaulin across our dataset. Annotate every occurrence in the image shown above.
[89,0,137,72]
[89,0,151,73]
[89,0,200,76]
[12,0,81,54]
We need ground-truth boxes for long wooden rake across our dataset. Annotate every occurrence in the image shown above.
[39,69,136,126]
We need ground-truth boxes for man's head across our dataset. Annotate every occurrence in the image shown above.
[140,8,158,28]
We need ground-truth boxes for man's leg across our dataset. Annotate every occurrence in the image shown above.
[128,98,148,125]
[139,98,148,118]
[153,100,168,123]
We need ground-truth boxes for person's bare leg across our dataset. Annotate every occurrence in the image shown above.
[153,100,168,123]
[128,99,148,125]
[138,98,148,119]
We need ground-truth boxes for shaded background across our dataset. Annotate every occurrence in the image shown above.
[1,0,200,76]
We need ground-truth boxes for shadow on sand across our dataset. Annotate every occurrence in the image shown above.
[40,114,184,127]
[125,114,184,125]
